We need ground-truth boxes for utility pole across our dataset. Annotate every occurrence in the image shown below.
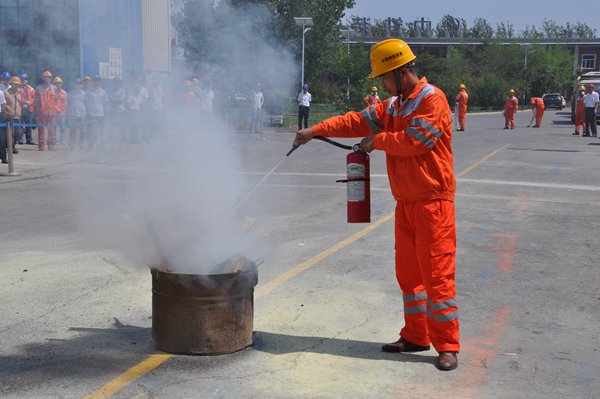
[294,17,313,90]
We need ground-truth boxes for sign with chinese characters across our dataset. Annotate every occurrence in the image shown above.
[109,47,123,79]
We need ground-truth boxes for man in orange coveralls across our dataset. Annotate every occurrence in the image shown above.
[530,97,545,128]
[294,39,459,371]
[454,84,468,131]
[503,89,518,129]
[364,86,381,107]
[33,71,59,151]
[573,86,587,135]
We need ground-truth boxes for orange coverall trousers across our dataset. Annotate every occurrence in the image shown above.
[458,104,467,130]
[395,199,460,353]
[37,115,56,149]
[535,106,544,127]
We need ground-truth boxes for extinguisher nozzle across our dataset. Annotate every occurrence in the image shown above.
[286,144,301,157]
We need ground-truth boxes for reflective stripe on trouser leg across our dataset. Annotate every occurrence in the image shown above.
[46,116,56,148]
[395,200,460,353]
[38,115,48,148]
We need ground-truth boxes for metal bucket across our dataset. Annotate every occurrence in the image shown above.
[151,262,258,355]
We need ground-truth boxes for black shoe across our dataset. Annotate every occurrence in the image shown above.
[26,142,35,145]
[582,134,591,137]
[1,159,7,164]
[12,148,19,154]
[48,148,56,152]
[38,148,44,151]
[572,132,579,135]
[17,141,23,145]
[532,126,539,128]
[381,337,430,353]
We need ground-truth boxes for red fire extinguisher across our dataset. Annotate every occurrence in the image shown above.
[337,144,370,223]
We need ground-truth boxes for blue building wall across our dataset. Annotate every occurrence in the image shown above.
[79,0,143,90]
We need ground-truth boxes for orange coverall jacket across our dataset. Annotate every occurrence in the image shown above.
[503,96,518,114]
[34,84,59,117]
[18,85,35,112]
[56,89,67,116]
[454,91,468,108]
[364,94,381,107]
[312,77,455,204]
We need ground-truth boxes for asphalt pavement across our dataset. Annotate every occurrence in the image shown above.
[0,109,599,399]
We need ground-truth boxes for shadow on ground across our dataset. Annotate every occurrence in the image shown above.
[253,331,438,366]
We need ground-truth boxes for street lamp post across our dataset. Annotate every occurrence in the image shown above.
[340,29,354,106]
[523,46,538,105]
[294,17,313,90]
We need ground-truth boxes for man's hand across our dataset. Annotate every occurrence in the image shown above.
[294,128,315,146]
[360,135,375,153]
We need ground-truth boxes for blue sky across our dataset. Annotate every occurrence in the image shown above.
[345,0,600,36]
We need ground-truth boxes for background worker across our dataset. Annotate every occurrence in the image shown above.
[200,79,214,113]
[503,89,518,129]
[0,81,7,163]
[573,86,587,136]
[127,84,143,143]
[34,71,58,151]
[84,75,108,150]
[82,76,91,139]
[249,83,264,134]
[146,75,165,138]
[364,86,381,107]
[454,84,468,131]
[0,71,12,92]
[109,76,127,144]
[2,76,22,156]
[294,39,460,371]
[67,78,87,150]
[583,84,599,137]
[530,96,545,128]
[182,80,197,109]
[17,73,36,145]
[191,77,202,106]
[53,77,68,144]
[297,84,311,131]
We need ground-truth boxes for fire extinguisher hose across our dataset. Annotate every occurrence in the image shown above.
[313,136,353,150]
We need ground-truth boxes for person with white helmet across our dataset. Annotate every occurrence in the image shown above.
[67,78,87,150]
[84,75,108,150]
[295,39,460,371]
[297,84,312,131]
[583,84,599,137]
[573,86,587,136]
[249,83,264,134]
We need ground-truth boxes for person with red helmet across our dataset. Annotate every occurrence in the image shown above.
[583,84,599,137]
[295,39,459,371]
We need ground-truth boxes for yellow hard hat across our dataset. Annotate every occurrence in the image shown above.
[368,39,416,79]
[10,76,21,85]
[509,89,515,93]
[83,76,91,82]
[580,85,586,91]
[460,84,465,89]
[371,86,378,91]
[185,80,191,86]
[53,77,62,83]
[42,71,52,78]
[191,78,199,84]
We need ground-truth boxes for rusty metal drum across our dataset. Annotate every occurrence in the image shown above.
[151,265,258,355]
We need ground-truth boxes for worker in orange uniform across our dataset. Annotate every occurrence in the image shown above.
[454,84,468,131]
[573,86,587,135]
[364,86,381,107]
[34,71,59,151]
[503,89,518,129]
[530,96,545,128]
[295,39,459,371]
[53,77,68,143]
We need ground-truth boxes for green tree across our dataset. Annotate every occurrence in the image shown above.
[466,18,493,39]
[434,15,463,38]
[495,21,514,39]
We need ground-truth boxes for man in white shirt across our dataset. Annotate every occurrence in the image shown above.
[249,83,264,134]
[583,84,599,137]
[127,84,143,143]
[200,80,215,113]
[297,84,312,130]
[84,75,108,150]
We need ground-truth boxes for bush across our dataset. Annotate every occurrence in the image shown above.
[262,89,292,115]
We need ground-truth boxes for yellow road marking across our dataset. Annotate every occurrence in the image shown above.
[82,353,172,399]
[456,144,510,178]
[82,143,509,398]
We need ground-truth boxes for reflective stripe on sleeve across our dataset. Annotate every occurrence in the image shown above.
[361,105,383,135]
[404,304,427,314]
[403,292,428,302]
[406,127,435,149]
[427,308,459,322]
[410,119,443,139]
[427,297,457,311]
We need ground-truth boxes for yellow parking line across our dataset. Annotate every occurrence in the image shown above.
[82,353,172,399]
[82,143,510,398]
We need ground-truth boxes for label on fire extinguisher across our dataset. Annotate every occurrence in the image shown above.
[347,163,365,202]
